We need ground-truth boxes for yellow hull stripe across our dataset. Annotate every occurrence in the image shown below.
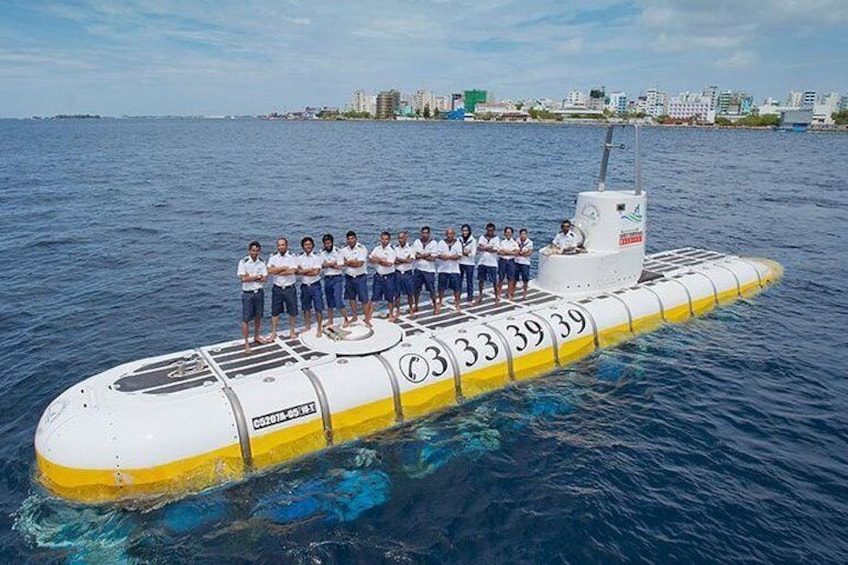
[37,264,781,504]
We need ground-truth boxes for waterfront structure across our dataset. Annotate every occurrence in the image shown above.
[463,89,488,113]
[702,85,718,112]
[375,90,401,119]
[717,90,753,116]
[813,93,841,125]
[635,88,667,118]
[667,92,715,122]
[607,92,628,116]
[349,89,375,115]
[565,89,584,107]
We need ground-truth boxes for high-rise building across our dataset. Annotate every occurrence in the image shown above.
[813,93,842,125]
[607,92,628,115]
[350,89,370,114]
[375,90,401,119]
[717,90,753,116]
[802,90,817,108]
[667,92,715,122]
[565,89,584,106]
[787,91,803,108]
[463,89,488,113]
[701,85,718,111]
[636,88,667,117]
[451,93,463,110]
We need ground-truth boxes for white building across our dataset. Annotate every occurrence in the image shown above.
[565,89,585,107]
[667,92,715,122]
[786,91,803,108]
[636,88,667,117]
[813,93,842,125]
[606,92,628,115]
[413,89,435,113]
[349,89,376,115]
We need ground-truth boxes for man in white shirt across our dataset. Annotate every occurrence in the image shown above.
[516,228,534,300]
[497,226,519,301]
[552,220,580,253]
[369,231,398,322]
[476,222,499,304]
[436,228,463,314]
[411,226,439,316]
[236,240,269,354]
[298,236,325,338]
[266,237,300,341]
[458,223,477,304]
[320,233,348,328]
[394,230,416,317]
[340,230,371,327]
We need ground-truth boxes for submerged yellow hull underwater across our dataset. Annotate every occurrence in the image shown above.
[34,248,781,504]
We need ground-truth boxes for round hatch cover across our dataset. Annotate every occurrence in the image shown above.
[300,319,403,356]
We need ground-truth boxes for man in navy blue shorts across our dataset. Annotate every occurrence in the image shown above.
[476,222,500,304]
[267,237,300,340]
[299,236,325,338]
[411,226,438,316]
[237,240,269,354]
[394,230,416,317]
[436,228,463,314]
[320,234,348,327]
[340,230,371,327]
[369,231,398,321]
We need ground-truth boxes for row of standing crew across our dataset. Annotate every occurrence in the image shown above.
[237,221,581,354]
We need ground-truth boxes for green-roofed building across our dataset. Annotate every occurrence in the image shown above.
[463,89,488,113]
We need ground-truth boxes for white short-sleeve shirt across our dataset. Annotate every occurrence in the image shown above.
[412,238,439,273]
[515,238,534,265]
[319,246,343,276]
[552,231,579,251]
[394,243,416,273]
[477,235,500,268]
[459,235,477,266]
[267,251,298,287]
[436,239,462,274]
[340,243,368,277]
[299,252,323,285]
[237,256,267,291]
[370,244,397,275]
[499,237,518,261]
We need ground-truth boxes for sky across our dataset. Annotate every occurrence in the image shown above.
[1,0,846,117]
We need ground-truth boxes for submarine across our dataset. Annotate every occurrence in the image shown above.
[34,126,782,504]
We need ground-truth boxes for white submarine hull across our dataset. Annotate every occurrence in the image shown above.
[34,246,781,504]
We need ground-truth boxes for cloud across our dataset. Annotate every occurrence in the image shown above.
[557,37,584,55]
[714,51,759,69]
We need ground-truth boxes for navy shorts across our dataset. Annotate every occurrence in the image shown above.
[323,275,344,309]
[498,258,516,282]
[345,274,369,303]
[396,271,414,296]
[414,270,436,295]
[271,285,298,317]
[438,272,461,292]
[516,263,530,283]
[478,265,497,283]
[372,273,397,302]
[241,289,264,323]
[300,282,325,312]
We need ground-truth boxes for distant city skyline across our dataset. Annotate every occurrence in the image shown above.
[1,1,847,118]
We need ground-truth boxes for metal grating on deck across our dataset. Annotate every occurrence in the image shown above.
[114,352,217,394]
[644,247,727,274]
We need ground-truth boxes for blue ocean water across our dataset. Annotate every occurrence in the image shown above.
[0,119,846,563]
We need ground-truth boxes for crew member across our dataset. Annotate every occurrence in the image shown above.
[369,231,398,322]
[552,220,580,253]
[237,240,269,354]
[436,228,463,314]
[476,222,499,304]
[411,226,438,315]
[458,223,477,304]
[516,228,534,300]
[394,230,416,317]
[320,234,347,327]
[298,236,325,338]
[340,230,370,326]
[497,226,518,301]
[266,237,299,341]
